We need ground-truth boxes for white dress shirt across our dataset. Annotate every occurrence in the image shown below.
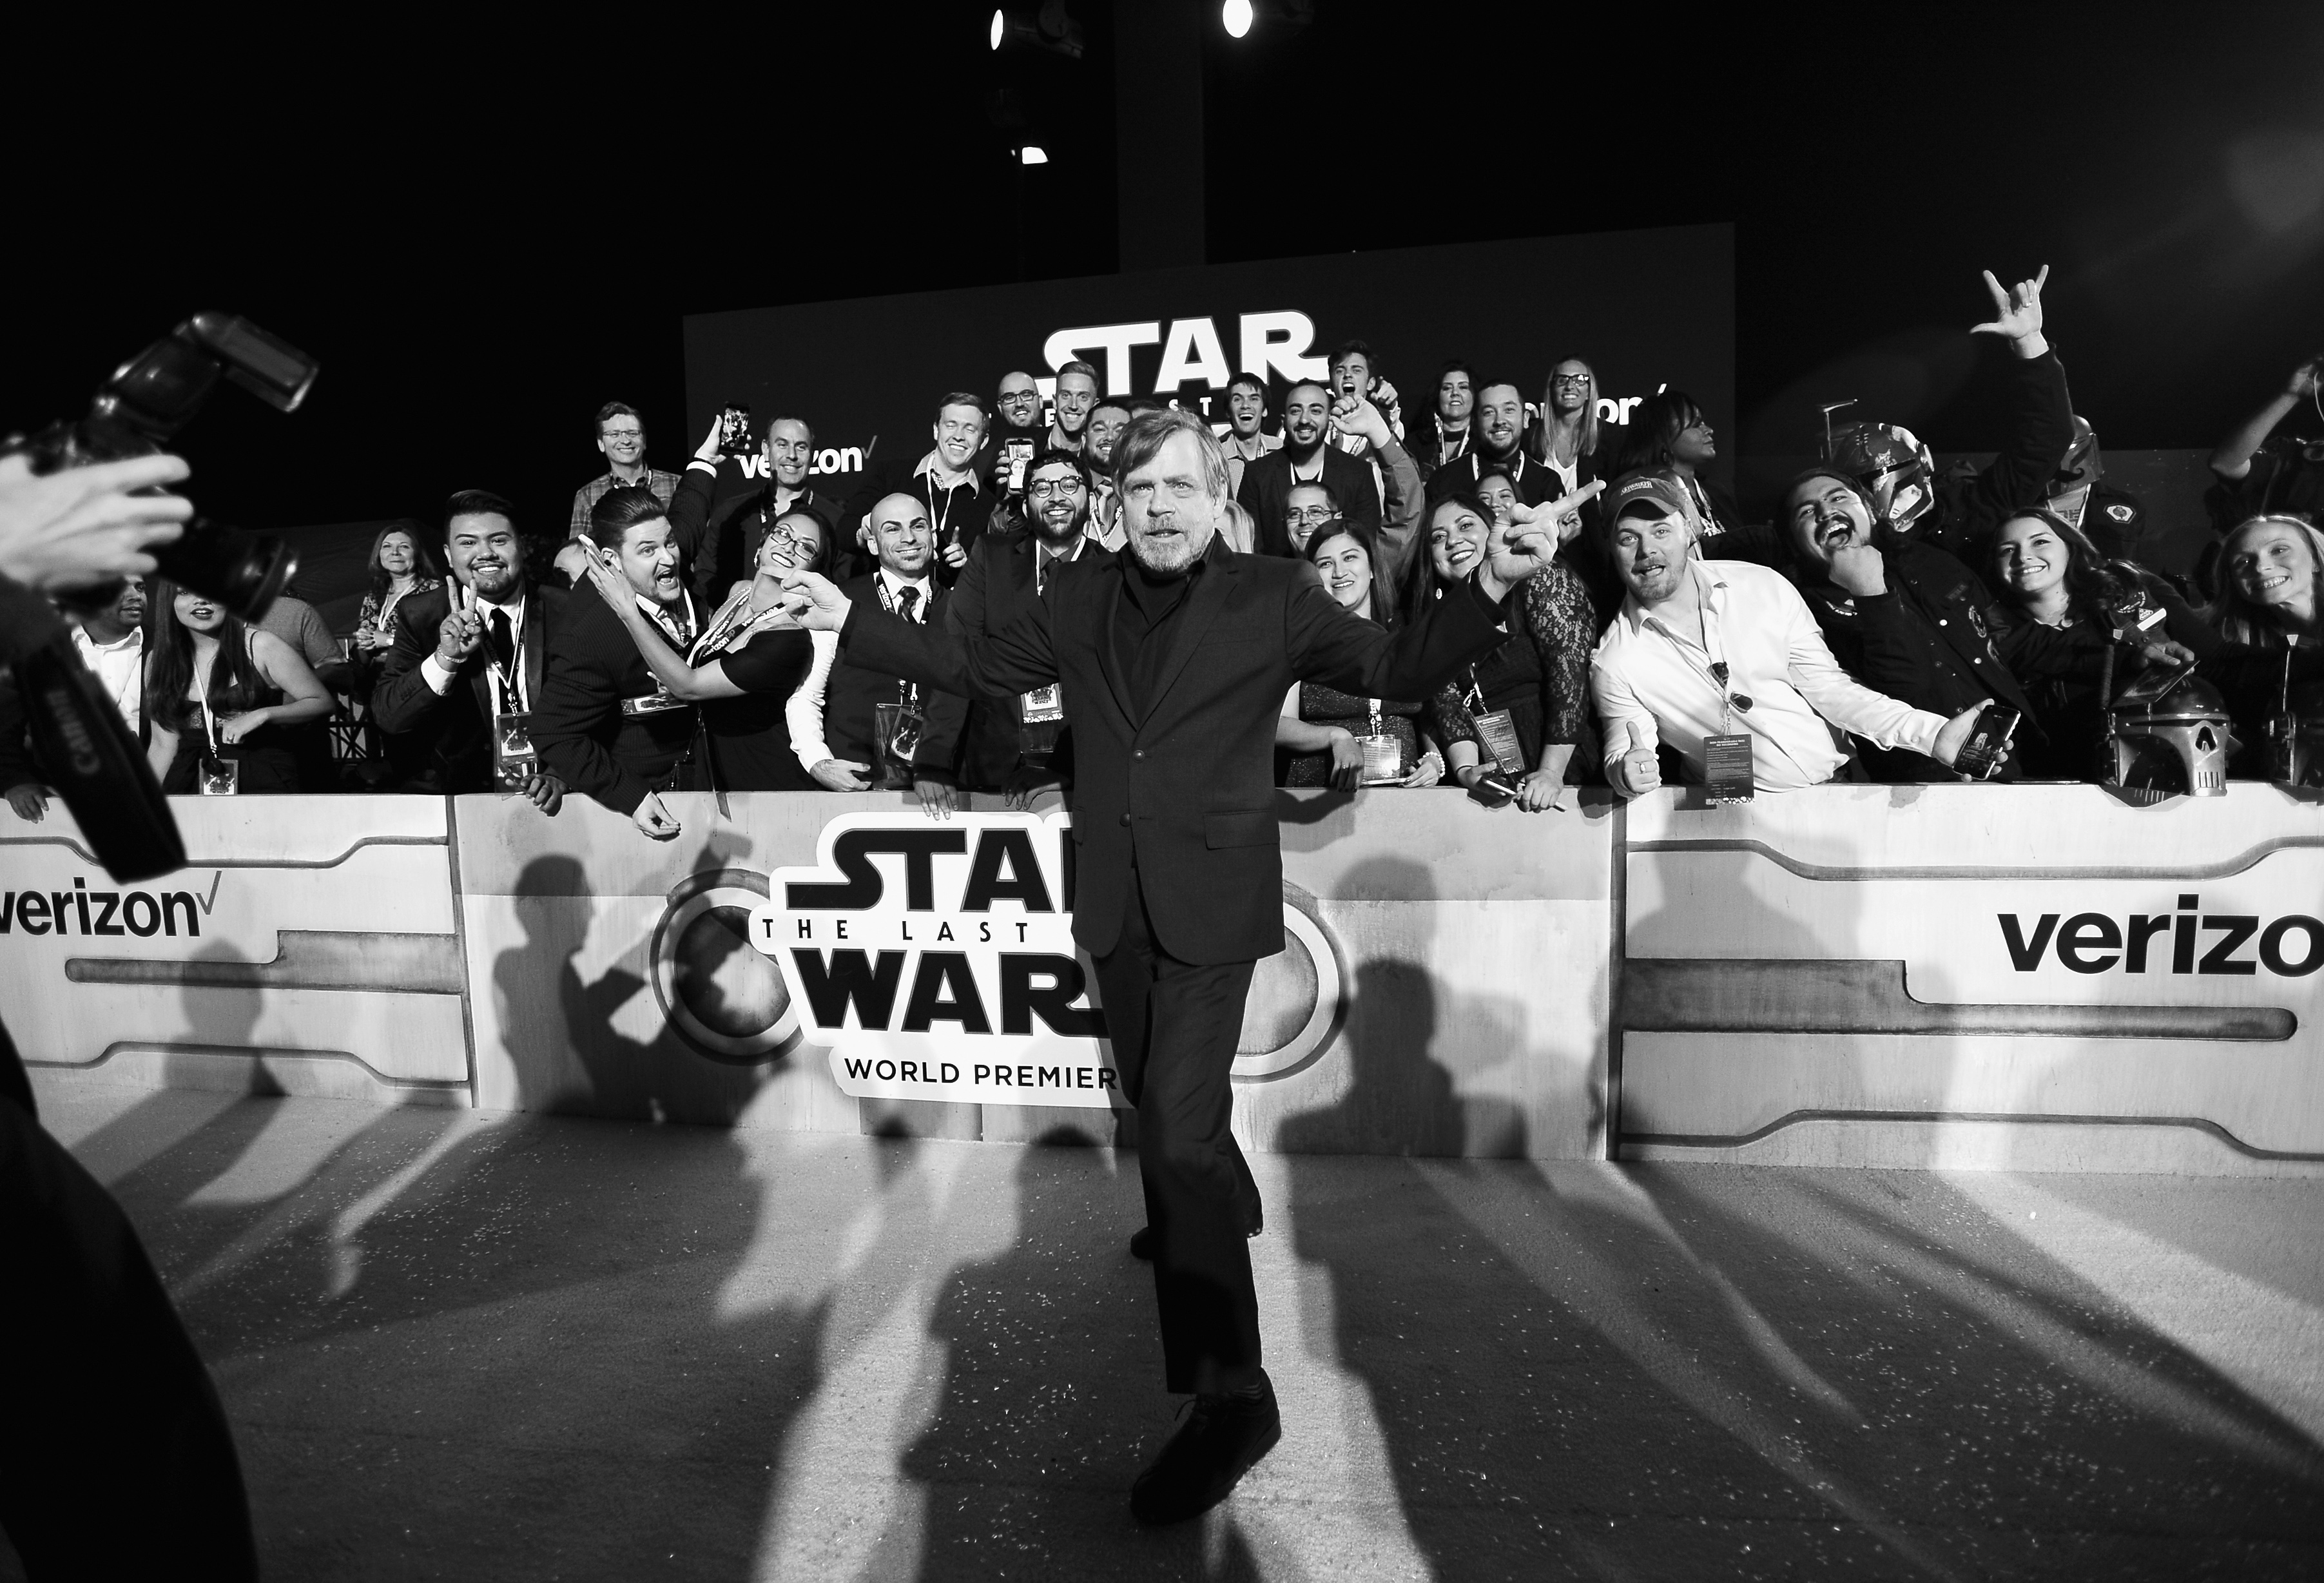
[421,588,530,713]
[1590,559,1945,792]
[73,625,144,735]
[788,569,932,773]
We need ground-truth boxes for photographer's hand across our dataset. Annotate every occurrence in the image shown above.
[0,452,191,592]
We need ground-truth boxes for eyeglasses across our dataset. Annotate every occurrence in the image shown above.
[1288,507,1336,523]
[1027,476,1085,498]
[998,391,1040,405]
[1551,375,1593,390]
[602,429,644,442]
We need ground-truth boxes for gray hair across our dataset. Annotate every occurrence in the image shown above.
[1112,407,1230,500]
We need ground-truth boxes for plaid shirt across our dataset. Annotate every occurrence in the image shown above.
[569,468,683,539]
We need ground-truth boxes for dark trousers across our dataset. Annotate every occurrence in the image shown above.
[0,1029,258,1577]
[1094,862,1264,1395]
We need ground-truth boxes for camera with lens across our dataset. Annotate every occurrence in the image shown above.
[4,313,318,882]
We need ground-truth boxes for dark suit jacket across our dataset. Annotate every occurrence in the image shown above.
[823,572,967,776]
[843,536,1511,964]
[371,581,566,793]
[945,530,1092,790]
[1235,447,1382,558]
[531,467,718,813]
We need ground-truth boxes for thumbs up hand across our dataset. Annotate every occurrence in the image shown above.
[1616,719,1663,797]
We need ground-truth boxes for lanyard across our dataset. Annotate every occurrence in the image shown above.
[923,472,963,547]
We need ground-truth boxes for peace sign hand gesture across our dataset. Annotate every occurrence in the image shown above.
[1970,264,2050,357]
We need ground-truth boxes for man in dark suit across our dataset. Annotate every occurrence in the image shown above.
[371,489,568,813]
[1234,378,1383,556]
[947,451,1098,804]
[699,414,848,604]
[780,408,1560,1524]
[534,465,717,840]
[796,491,967,813]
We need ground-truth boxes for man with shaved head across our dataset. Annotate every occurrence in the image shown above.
[789,490,965,811]
[778,407,1570,1526]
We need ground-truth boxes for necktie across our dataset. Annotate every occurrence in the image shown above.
[897,587,920,623]
[488,607,516,678]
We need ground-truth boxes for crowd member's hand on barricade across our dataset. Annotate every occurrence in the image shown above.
[1399,750,1442,789]
[1322,728,1366,790]
[0,451,191,592]
[1003,765,1061,811]
[1970,264,2049,357]
[632,791,681,840]
[810,758,871,792]
[1931,698,2009,772]
[915,777,956,819]
[1516,766,1569,812]
[6,782,48,822]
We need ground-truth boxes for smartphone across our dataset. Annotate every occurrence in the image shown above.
[1465,769,1520,808]
[718,403,751,456]
[1954,702,2021,781]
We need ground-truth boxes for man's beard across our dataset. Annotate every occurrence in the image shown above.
[1125,522,1206,576]
[1032,501,1088,547]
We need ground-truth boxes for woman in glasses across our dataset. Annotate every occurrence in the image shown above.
[579,510,828,791]
[1408,484,1597,810]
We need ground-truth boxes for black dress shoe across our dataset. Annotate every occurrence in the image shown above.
[1128,1218,1261,1260]
[1130,1373,1281,1525]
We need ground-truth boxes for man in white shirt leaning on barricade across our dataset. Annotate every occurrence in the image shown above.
[1589,472,2001,797]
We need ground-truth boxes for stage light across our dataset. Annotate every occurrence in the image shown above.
[1021,146,1050,165]
[1222,0,1253,36]
[990,3,1085,59]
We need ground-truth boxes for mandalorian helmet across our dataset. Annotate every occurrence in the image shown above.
[1827,421,1938,534]
[2108,672,2239,797]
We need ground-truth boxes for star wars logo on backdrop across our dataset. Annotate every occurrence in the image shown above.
[1039,309,1654,425]
[751,812,1121,1107]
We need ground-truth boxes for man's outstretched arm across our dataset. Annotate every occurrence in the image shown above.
[782,569,1061,703]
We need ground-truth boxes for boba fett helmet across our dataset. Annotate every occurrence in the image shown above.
[1826,421,1939,534]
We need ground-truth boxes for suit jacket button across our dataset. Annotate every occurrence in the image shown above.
[1119,812,1131,826]
[1133,748,1145,759]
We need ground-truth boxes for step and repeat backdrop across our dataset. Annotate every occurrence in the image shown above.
[6,785,2323,1174]
[679,224,1736,509]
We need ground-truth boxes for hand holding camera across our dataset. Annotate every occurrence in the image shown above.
[0,451,191,593]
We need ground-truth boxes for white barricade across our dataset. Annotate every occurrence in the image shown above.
[0,797,468,1104]
[1621,782,2324,1173]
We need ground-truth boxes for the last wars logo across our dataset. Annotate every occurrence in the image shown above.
[751,813,1121,1107]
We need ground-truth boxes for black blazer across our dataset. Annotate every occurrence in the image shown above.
[823,572,968,775]
[1235,445,1382,558]
[371,581,566,793]
[532,579,709,815]
[945,530,1090,790]
[844,536,1511,964]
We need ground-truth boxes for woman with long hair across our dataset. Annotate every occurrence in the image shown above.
[579,509,828,791]
[1986,509,2226,779]
[1275,520,1441,788]
[2207,514,2324,647]
[1531,357,1602,489]
[1406,485,1598,810]
[349,521,443,695]
[145,581,335,793]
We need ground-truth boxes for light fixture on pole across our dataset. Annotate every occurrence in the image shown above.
[1020,146,1050,165]
[989,2,1084,59]
[1222,0,1254,37]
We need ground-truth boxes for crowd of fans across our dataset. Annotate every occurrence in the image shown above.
[5,267,2322,835]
